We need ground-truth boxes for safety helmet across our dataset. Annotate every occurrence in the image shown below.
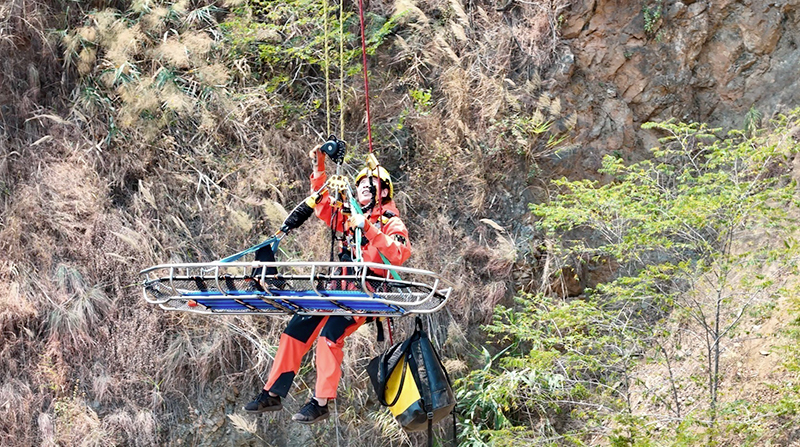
[355,165,393,199]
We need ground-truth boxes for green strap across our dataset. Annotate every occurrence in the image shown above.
[349,195,402,281]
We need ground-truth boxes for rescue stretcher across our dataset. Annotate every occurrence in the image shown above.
[140,261,451,317]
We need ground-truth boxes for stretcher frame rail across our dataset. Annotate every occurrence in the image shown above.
[140,261,451,317]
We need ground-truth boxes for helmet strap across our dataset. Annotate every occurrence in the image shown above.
[372,167,384,215]
[362,199,375,213]
[364,175,377,213]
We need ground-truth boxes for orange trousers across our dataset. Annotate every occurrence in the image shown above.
[264,315,367,399]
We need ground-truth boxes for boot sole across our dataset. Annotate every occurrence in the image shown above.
[244,404,283,414]
[292,412,330,424]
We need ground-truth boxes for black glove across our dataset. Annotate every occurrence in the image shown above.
[280,198,316,233]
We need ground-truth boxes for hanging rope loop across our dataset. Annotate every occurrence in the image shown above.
[322,0,347,162]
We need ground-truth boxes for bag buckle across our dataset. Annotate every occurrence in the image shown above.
[427,411,434,420]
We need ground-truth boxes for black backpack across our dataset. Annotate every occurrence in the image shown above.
[367,317,457,446]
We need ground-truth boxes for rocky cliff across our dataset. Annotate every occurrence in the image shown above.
[551,0,800,177]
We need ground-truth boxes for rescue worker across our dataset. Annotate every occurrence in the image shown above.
[244,144,411,424]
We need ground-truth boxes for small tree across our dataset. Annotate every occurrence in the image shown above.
[532,113,800,432]
[456,110,800,445]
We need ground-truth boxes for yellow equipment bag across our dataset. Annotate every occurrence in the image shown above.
[385,357,422,419]
[367,317,456,445]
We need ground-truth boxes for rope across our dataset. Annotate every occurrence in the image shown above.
[357,0,374,153]
[333,399,341,447]
[427,313,442,350]
[329,208,339,263]
[326,0,345,178]
[323,0,331,136]
[339,0,345,140]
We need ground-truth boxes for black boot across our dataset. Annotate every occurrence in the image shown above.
[291,398,329,424]
[244,390,282,413]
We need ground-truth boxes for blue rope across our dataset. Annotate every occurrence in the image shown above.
[218,235,281,263]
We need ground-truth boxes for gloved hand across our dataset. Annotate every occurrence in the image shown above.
[280,194,322,233]
[347,214,366,230]
[310,145,325,172]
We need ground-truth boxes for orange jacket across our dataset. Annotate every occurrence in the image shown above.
[310,170,411,271]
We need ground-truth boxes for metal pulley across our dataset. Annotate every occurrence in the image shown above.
[320,135,346,164]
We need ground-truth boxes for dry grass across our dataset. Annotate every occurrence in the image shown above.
[103,410,159,447]
[0,379,39,446]
[0,262,36,332]
[156,37,192,69]
[46,265,111,355]
[0,0,571,444]
[53,395,108,445]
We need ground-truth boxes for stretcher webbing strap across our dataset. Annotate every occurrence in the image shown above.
[218,236,281,263]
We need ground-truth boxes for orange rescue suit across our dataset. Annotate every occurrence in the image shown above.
[309,169,411,269]
[262,167,411,400]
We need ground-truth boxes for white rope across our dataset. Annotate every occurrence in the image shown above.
[333,399,341,447]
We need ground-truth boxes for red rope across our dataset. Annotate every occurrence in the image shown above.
[357,0,373,153]
[357,0,384,218]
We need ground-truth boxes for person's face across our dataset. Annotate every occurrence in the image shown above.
[356,176,388,206]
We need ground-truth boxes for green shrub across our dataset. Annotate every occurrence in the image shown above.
[459,110,800,444]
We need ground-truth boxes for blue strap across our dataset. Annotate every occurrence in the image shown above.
[218,235,281,263]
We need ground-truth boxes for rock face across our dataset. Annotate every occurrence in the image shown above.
[553,0,800,176]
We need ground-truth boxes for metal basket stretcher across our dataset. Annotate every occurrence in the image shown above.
[140,261,451,317]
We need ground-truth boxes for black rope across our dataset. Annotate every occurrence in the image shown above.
[356,174,376,215]
[329,208,339,263]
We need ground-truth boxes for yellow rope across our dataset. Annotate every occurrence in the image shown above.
[323,0,346,142]
[323,0,331,137]
[339,0,345,138]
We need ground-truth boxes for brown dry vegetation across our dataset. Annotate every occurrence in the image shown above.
[6,0,800,445]
[0,0,572,445]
